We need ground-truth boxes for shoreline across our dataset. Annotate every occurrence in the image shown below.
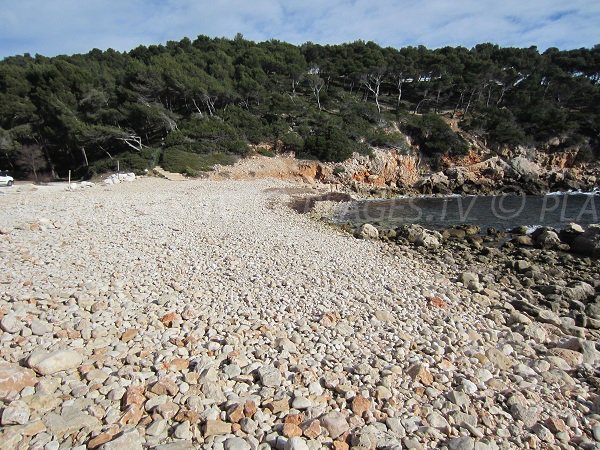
[1,178,600,449]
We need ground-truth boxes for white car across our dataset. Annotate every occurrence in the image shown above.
[0,171,14,187]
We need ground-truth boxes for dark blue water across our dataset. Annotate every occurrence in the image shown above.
[333,193,599,231]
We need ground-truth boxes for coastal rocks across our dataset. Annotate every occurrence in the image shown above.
[397,224,442,248]
[354,223,379,239]
[572,224,600,256]
[510,156,541,181]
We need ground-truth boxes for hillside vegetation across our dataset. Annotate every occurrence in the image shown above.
[1,35,599,180]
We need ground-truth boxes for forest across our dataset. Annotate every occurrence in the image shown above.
[0,34,599,180]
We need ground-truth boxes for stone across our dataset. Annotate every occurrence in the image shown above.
[485,347,514,371]
[121,329,138,342]
[545,418,567,433]
[302,419,322,439]
[0,363,38,400]
[44,408,102,439]
[227,403,245,423]
[30,319,51,336]
[510,405,539,428]
[447,436,475,450]
[427,411,449,430]
[99,429,143,450]
[257,365,282,387]
[204,420,232,436]
[1,400,30,425]
[174,420,192,439]
[550,348,583,368]
[285,437,310,450]
[0,314,23,333]
[28,349,83,375]
[572,224,600,257]
[224,437,251,450]
[146,419,168,436]
[320,412,349,439]
[351,395,371,416]
[291,396,312,410]
[374,310,394,322]
[446,390,471,408]
[406,363,433,385]
[354,223,379,239]
[283,423,303,438]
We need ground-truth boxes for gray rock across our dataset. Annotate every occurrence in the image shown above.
[354,223,379,239]
[224,437,251,450]
[258,365,282,387]
[1,314,23,334]
[320,411,349,439]
[174,420,192,439]
[30,319,51,336]
[447,436,475,450]
[44,407,102,439]
[28,349,83,375]
[285,437,310,450]
[151,443,195,450]
[572,224,600,257]
[100,429,143,450]
[1,400,30,425]
[427,411,449,430]
[510,404,539,428]
[146,419,168,436]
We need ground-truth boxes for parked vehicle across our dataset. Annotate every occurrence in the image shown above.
[0,171,14,186]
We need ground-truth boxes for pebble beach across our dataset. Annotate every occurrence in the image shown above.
[1,178,599,450]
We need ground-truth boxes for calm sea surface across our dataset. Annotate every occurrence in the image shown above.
[332,193,600,231]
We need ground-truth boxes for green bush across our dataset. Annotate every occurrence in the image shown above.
[222,106,268,144]
[404,114,469,156]
[257,148,276,157]
[161,148,237,174]
[280,132,304,153]
[301,126,353,162]
[89,147,160,175]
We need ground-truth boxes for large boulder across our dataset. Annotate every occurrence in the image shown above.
[510,156,542,181]
[572,224,600,257]
[415,171,451,194]
[533,228,565,250]
[397,224,442,249]
[354,223,379,240]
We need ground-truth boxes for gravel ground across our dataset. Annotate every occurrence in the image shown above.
[0,178,599,450]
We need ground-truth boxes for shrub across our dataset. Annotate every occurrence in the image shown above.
[301,126,353,162]
[280,132,304,153]
[89,147,160,175]
[257,148,275,157]
[404,114,469,156]
[161,148,237,174]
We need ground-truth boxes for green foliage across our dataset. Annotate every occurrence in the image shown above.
[301,125,353,162]
[161,147,237,174]
[404,114,469,156]
[280,132,304,153]
[257,148,275,157]
[89,147,160,176]
[461,107,526,147]
[333,165,346,175]
[0,35,599,177]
